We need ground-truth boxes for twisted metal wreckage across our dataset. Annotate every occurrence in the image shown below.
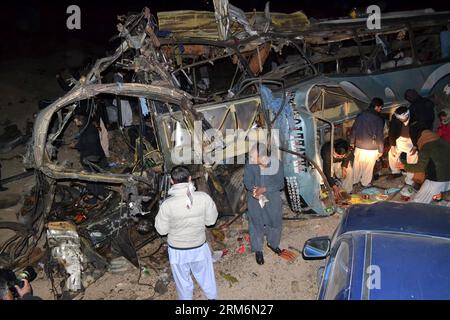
[1,0,449,296]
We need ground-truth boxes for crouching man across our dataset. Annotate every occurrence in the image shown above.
[320,139,354,199]
[155,166,219,300]
[396,126,450,203]
[388,106,418,185]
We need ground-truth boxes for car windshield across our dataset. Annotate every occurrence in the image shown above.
[324,240,351,300]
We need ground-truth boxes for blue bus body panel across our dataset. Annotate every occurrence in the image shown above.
[260,85,327,214]
[283,107,325,214]
[330,62,450,100]
[279,62,450,214]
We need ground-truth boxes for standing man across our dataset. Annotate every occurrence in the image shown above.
[388,106,418,185]
[244,144,285,265]
[350,97,385,187]
[404,89,435,130]
[155,166,218,300]
[396,126,450,203]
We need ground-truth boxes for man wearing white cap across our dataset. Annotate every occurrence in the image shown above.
[388,106,418,185]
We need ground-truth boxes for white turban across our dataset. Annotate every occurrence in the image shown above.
[394,109,410,122]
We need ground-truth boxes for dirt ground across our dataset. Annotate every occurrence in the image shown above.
[1,160,340,301]
[28,212,339,300]
[0,162,340,300]
[1,160,340,300]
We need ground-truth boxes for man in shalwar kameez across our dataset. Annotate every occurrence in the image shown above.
[244,144,285,265]
[155,166,219,300]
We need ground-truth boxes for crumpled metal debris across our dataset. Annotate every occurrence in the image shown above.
[108,256,136,273]
[47,221,84,292]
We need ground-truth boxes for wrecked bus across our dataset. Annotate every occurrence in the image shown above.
[269,8,450,214]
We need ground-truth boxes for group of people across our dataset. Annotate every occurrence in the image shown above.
[152,88,449,301]
[321,88,450,204]
[154,143,286,300]
[4,89,444,301]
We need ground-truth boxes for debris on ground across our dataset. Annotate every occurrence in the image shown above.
[0,194,21,209]
[237,244,246,254]
[154,271,172,295]
[291,280,300,293]
[361,187,383,196]
[279,249,298,263]
[211,229,226,242]
[384,188,401,195]
[212,249,229,263]
[219,271,239,288]
[0,124,29,154]
[108,257,137,273]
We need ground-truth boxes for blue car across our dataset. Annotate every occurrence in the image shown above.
[302,202,450,300]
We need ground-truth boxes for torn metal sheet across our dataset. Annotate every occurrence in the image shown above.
[158,1,309,41]
[47,221,84,292]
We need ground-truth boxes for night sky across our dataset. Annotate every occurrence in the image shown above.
[1,0,449,60]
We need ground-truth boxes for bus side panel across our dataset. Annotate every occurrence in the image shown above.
[283,107,326,214]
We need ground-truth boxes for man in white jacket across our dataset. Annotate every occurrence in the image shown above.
[155,166,219,300]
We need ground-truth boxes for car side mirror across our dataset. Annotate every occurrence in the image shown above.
[302,236,331,260]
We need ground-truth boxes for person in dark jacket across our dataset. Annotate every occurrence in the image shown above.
[72,115,107,200]
[320,139,354,199]
[396,126,450,203]
[388,106,418,185]
[404,89,435,131]
[73,115,106,166]
[244,143,285,265]
[92,99,110,158]
[350,97,385,187]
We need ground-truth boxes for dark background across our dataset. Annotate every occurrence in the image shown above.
[0,0,449,59]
